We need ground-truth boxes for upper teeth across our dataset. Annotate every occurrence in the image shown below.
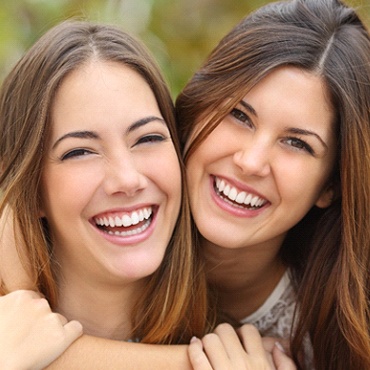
[94,207,152,228]
[215,178,266,208]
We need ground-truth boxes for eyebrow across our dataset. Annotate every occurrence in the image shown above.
[52,116,166,150]
[240,100,258,117]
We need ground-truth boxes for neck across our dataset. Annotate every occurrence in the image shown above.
[202,236,286,321]
[56,270,145,341]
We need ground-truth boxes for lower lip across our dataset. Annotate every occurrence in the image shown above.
[209,177,267,218]
[92,212,157,246]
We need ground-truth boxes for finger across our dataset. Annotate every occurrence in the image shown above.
[55,313,68,326]
[62,320,83,344]
[262,337,278,353]
[272,343,297,370]
[202,332,232,368]
[188,337,213,370]
[237,324,265,356]
[212,323,245,361]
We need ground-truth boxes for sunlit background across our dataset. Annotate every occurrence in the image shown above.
[0,0,368,97]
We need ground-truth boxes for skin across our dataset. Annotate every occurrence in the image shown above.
[41,60,182,341]
[0,59,185,369]
[0,290,82,370]
[188,67,336,321]
[188,324,296,370]
[0,67,327,370]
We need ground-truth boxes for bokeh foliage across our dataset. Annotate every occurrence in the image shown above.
[0,0,368,97]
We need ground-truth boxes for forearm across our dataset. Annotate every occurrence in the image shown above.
[47,335,192,370]
[0,206,35,292]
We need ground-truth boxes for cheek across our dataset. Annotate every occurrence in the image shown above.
[148,150,182,202]
[276,160,330,207]
[41,167,102,218]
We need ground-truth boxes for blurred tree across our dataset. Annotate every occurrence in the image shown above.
[0,0,368,96]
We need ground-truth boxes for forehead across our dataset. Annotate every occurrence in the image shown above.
[49,61,161,134]
[244,66,335,135]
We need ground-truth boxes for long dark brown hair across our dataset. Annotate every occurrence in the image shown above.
[176,0,370,368]
[0,20,210,344]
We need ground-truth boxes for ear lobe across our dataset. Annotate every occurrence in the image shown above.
[315,186,334,208]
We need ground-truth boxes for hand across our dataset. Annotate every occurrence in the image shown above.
[261,336,293,370]
[188,323,296,370]
[0,290,83,370]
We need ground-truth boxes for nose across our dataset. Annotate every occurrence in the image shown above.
[103,153,148,197]
[233,140,271,177]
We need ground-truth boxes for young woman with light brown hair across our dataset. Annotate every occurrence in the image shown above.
[0,20,210,368]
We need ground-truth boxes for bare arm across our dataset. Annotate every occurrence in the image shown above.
[46,339,191,370]
[0,206,192,370]
[0,206,35,291]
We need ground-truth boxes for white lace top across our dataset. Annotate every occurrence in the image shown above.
[240,270,314,369]
[240,270,295,337]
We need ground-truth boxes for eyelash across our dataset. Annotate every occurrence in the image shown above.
[283,137,315,155]
[62,134,167,158]
[135,134,166,145]
[230,108,253,128]
[61,148,93,160]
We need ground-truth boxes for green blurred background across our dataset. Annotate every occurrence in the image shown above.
[0,0,368,97]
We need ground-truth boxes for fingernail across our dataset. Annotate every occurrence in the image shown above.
[190,336,199,343]
[275,341,285,353]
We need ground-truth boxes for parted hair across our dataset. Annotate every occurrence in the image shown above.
[176,0,370,368]
[0,20,209,344]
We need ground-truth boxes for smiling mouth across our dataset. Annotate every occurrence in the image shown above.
[214,177,267,210]
[93,207,154,236]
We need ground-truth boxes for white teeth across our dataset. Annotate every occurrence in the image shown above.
[131,211,139,225]
[95,207,153,228]
[216,178,226,192]
[235,191,246,204]
[251,196,259,207]
[223,184,230,196]
[228,187,237,201]
[114,216,122,227]
[107,219,151,237]
[245,193,253,205]
[214,177,267,208]
[122,214,131,227]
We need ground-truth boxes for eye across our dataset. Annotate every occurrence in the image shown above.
[61,148,94,160]
[230,108,253,128]
[135,134,167,146]
[284,137,314,155]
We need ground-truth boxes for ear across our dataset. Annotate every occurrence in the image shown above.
[315,185,334,208]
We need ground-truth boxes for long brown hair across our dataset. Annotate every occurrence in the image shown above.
[176,0,370,368]
[0,20,209,344]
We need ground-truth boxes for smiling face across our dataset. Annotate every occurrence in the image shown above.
[186,67,337,251]
[40,61,181,286]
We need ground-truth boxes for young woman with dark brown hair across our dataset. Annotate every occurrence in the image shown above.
[177,0,370,368]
